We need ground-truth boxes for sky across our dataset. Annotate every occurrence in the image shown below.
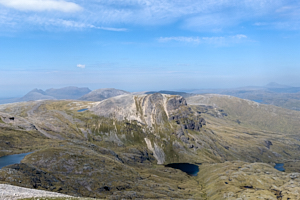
[0,0,300,97]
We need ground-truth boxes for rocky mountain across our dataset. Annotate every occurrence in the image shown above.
[18,89,56,102]
[44,86,91,99]
[0,87,92,104]
[1,93,300,199]
[78,88,130,101]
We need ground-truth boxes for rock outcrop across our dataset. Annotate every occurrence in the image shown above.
[90,93,206,164]
[90,93,188,127]
[0,184,72,200]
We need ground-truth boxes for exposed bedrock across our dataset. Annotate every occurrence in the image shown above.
[90,93,200,128]
[90,93,206,165]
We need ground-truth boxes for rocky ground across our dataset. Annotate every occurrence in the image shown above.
[0,184,71,200]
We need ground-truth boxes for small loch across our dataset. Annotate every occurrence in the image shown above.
[0,152,32,169]
[165,163,199,176]
[274,163,285,172]
[78,108,88,112]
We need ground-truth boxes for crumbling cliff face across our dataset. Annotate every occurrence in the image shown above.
[90,93,206,132]
[90,93,188,126]
[90,93,206,164]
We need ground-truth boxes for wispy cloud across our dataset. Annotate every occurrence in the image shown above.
[27,18,128,31]
[0,0,300,32]
[94,26,128,32]
[158,34,248,45]
[158,36,201,43]
[0,0,82,12]
[253,3,300,30]
[77,64,85,68]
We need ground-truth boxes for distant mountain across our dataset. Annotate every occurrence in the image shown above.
[78,88,130,101]
[145,90,194,98]
[265,82,291,88]
[264,82,300,93]
[267,87,300,93]
[45,86,91,99]
[0,87,92,104]
[18,89,56,102]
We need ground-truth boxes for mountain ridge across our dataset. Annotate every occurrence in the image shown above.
[79,88,130,101]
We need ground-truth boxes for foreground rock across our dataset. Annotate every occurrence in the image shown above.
[0,184,71,200]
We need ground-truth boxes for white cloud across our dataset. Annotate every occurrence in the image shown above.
[158,36,201,43]
[25,18,128,31]
[0,0,82,12]
[77,64,85,68]
[254,22,268,26]
[158,34,248,45]
[94,26,128,32]
[233,34,247,39]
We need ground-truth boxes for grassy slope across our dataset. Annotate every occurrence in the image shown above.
[187,94,300,135]
[0,127,58,157]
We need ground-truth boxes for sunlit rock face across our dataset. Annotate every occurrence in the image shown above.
[90,93,206,165]
[90,93,188,127]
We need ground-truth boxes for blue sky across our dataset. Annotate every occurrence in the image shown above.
[0,0,300,97]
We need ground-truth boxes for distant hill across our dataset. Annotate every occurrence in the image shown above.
[78,88,130,101]
[45,86,91,99]
[188,83,300,111]
[265,82,291,88]
[145,90,194,98]
[18,89,56,102]
[0,87,91,104]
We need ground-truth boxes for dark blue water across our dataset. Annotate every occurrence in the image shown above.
[78,108,88,112]
[165,163,199,176]
[274,163,285,172]
[0,152,32,169]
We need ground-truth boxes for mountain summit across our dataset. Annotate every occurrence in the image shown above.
[17,86,91,102]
